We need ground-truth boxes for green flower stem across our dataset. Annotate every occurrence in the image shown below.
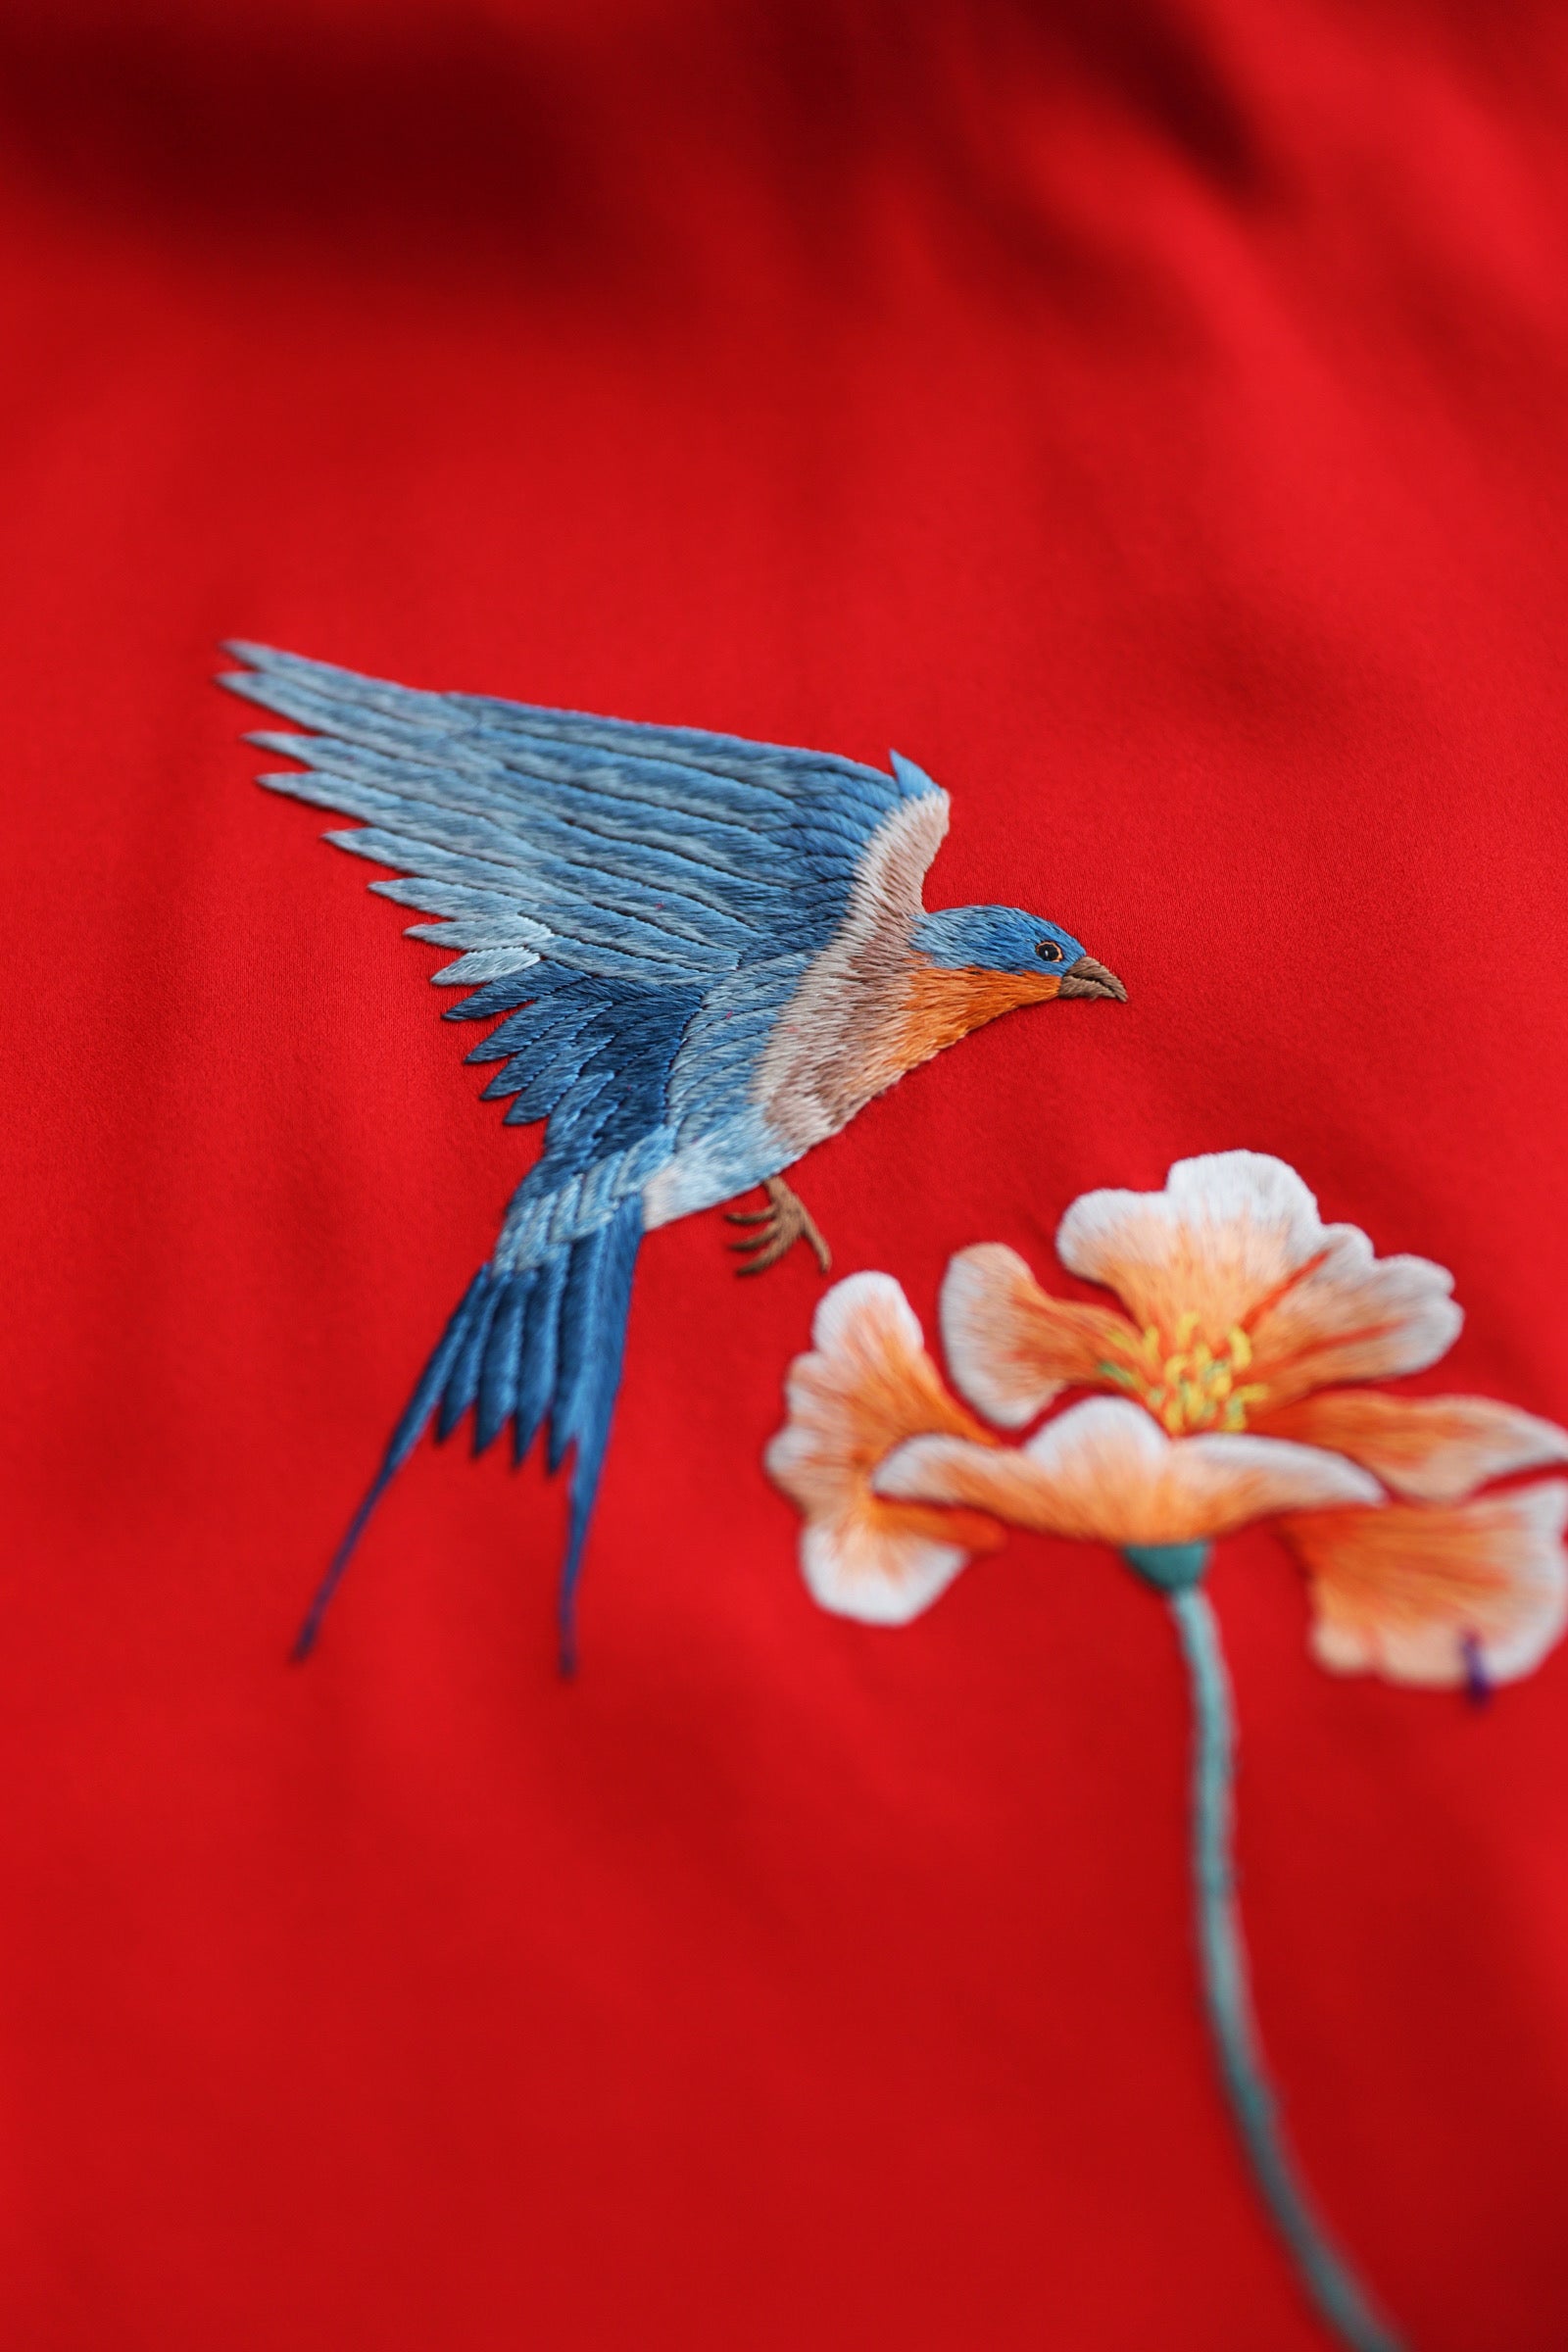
[1168,1584,1405,2352]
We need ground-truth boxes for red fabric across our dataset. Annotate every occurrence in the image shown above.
[5,6,1568,2345]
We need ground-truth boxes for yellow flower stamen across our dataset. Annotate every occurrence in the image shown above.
[1111,1322,1270,1436]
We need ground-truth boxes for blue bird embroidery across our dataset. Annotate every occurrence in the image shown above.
[221,644,1126,1668]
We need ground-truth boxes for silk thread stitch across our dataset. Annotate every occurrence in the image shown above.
[221,643,1126,1663]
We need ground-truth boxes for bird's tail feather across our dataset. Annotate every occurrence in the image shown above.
[291,1196,644,1671]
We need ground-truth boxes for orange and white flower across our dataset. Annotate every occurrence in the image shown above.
[767,1269,1377,1620]
[767,1152,1568,1687]
[765,1155,1566,2343]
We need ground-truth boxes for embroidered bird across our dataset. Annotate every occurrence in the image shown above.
[221,644,1126,1667]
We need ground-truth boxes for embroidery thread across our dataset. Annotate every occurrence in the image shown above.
[221,643,1126,1667]
[766,1151,1568,2352]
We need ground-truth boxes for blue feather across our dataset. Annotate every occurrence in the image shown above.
[288,1268,492,1661]
[512,1248,567,1463]
[495,1059,593,1125]
[475,1272,529,1454]
[435,1270,502,1443]
[444,965,578,1023]
[476,1006,601,1095]
[464,1003,566,1066]
[551,1196,644,1674]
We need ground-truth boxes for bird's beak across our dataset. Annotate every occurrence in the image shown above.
[1056,956,1127,1002]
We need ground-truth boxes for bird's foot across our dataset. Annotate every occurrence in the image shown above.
[726,1175,833,1277]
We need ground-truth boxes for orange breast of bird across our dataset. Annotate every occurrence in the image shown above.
[889,960,1063,1078]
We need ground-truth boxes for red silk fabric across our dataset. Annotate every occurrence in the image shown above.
[4,6,1568,2345]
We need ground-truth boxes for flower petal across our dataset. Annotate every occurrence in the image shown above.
[1257,1390,1568,1504]
[875,1396,1383,1547]
[940,1243,1138,1427]
[764,1272,1005,1625]
[1279,1483,1568,1687]
[1056,1150,1461,1408]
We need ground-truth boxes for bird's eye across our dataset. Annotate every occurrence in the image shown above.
[1036,939,1064,962]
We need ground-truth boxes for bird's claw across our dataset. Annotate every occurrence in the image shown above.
[726,1177,832,1277]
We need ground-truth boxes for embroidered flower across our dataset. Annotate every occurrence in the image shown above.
[765,1152,1568,2350]
[769,1152,1568,1688]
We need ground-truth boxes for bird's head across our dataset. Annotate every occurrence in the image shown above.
[911,906,1127,1001]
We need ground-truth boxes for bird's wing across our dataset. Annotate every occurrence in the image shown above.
[222,641,944,990]
[222,643,949,1252]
